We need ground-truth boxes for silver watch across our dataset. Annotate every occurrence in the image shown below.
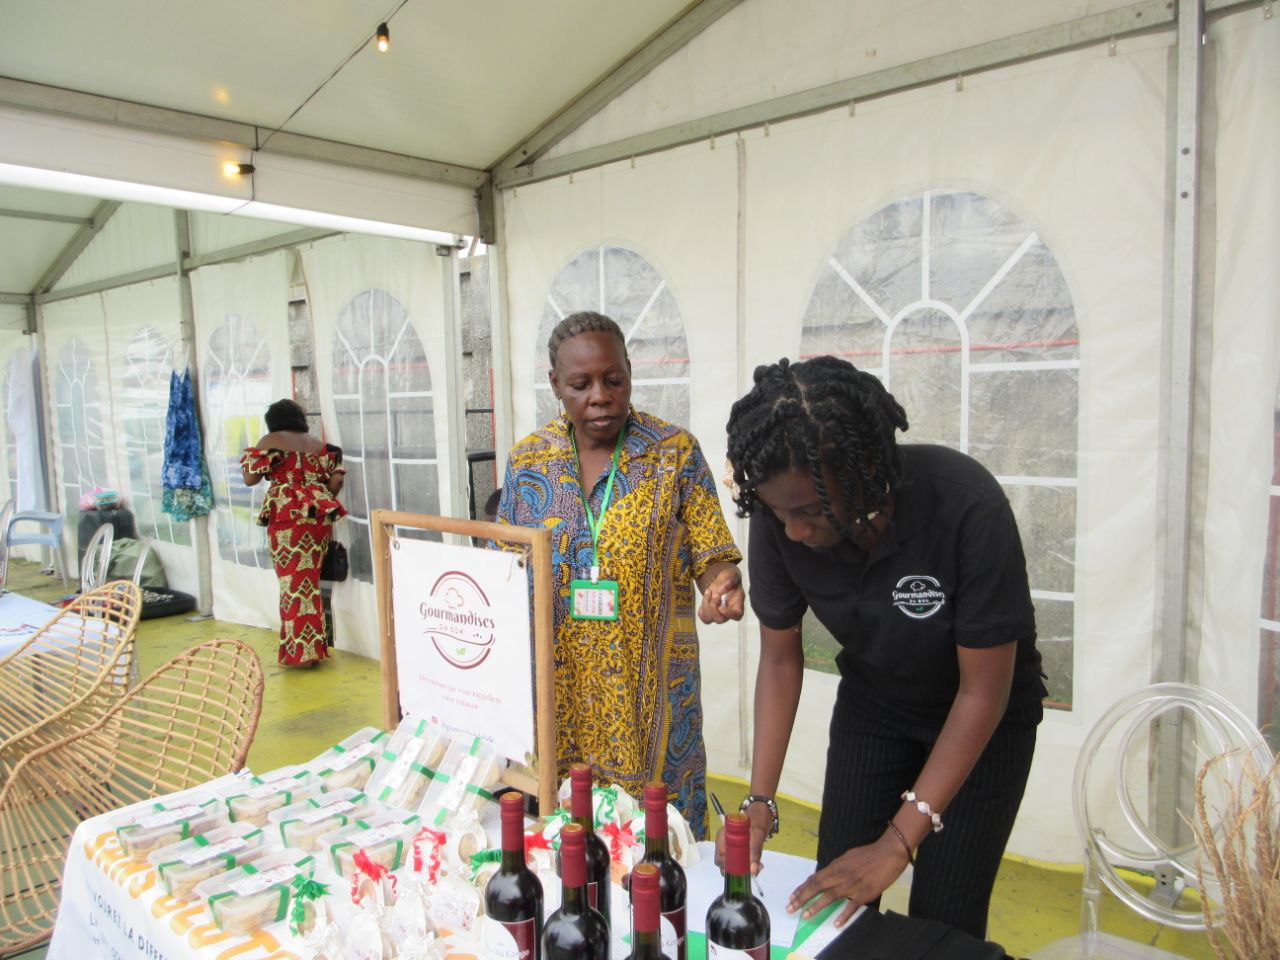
[739,794,780,838]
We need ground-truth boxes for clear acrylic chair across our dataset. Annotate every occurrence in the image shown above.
[78,522,114,592]
[1030,682,1273,959]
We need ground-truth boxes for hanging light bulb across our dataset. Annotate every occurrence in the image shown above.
[376,22,390,53]
[223,161,255,178]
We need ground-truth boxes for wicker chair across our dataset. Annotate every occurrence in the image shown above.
[0,580,141,780]
[0,636,264,955]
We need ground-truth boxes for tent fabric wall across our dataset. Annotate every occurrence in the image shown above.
[502,31,1176,862]
[1196,13,1280,717]
[52,202,175,291]
[99,277,199,597]
[299,234,458,660]
[0,305,25,332]
[39,293,120,568]
[0,330,47,542]
[190,252,291,630]
[189,212,313,258]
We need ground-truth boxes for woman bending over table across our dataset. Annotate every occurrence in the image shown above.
[722,356,1045,938]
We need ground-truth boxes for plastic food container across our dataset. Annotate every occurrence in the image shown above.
[417,736,503,828]
[366,716,448,811]
[148,822,269,900]
[195,850,317,934]
[115,797,228,859]
[319,808,421,879]
[307,727,388,792]
[268,788,371,851]
[224,765,323,826]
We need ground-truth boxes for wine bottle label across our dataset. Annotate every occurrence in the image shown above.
[661,907,686,960]
[707,942,768,960]
[482,916,537,960]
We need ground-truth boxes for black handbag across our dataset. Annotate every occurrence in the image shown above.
[320,540,349,582]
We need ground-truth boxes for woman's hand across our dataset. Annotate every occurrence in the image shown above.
[787,832,910,928]
[713,802,772,875]
[697,564,745,624]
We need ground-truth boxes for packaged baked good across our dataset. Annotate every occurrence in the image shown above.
[308,727,388,792]
[320,809,422,879]
[224,765,322,826]
[268,788,371,851]
[149,822,269,900]
[366,717,447,811]
[115,796,228,859]
[196,850,317,935]
[416,737,502,829]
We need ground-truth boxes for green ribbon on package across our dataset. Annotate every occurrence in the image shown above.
[289,876,330,936]
[468,848,503,880]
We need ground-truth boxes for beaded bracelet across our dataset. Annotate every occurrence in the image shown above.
[886,820,916,866]
[901,790,944,832]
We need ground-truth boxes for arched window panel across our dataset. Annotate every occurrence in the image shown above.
[204,315,272,569]
[1,373,15,505]
[799,189,1079,709]
[121,327,190,546]
[1259,385,1280,751]
[332,289,440,584]
[54,339,110,527]
[534,246,691,430]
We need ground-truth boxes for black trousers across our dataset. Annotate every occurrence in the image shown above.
[816,692,1038,940]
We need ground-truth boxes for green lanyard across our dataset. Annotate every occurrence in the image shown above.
[570,426,626,582]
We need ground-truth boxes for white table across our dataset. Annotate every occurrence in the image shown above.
[0,591,60,659]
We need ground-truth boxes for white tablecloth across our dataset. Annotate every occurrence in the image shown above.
[0,592,60,659]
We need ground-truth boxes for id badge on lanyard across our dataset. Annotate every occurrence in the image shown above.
[569,429,624,622]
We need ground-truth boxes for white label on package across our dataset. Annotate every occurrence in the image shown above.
[327,741,379,772]
[179,837,248,866]
[137,805,202,829]
[384,737,427,791]
[246,781,292,800]
[440,755,480,812]
[297,801,355,825]
[353,824,407,848]
[230,864,299,897]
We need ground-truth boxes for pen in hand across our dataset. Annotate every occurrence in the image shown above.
[710,791,765,897]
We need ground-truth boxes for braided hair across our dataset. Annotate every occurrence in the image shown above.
[725,356,908,537]
[547,311,629,370]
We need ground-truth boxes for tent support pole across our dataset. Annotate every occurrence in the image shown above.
[487,191,515,475]
[735,135,750,771]
[173,210,214,615]
[1152,0,1205,899]
[440,243,471,530]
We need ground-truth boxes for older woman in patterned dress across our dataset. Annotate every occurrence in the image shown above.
[241,399,346,668]
[496,312,745,836]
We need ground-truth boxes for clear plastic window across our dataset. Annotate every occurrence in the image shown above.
[534,246,690,429]
[54,338,110,529]
[204,315,272,568]
[1259,383,1280,751]
[331,289,441,582]
[799,190,1079,708]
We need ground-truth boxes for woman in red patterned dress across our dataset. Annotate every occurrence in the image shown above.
[240,399,347,668]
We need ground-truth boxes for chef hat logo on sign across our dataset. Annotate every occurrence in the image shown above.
[418,571,498,669]
[891,575,947,620]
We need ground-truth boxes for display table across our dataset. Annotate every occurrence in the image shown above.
[0,591,61,659]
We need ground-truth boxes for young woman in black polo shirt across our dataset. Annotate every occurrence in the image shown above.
[721,356,1045,940]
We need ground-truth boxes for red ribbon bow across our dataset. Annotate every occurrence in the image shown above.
[412,827,448,882]
[524,831,554,859]
[601,822,639,863]
[351,848,397,904]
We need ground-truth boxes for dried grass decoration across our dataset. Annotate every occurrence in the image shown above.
[1192,750,1280,960]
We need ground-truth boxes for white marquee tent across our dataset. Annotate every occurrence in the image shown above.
[0,0,1276,864]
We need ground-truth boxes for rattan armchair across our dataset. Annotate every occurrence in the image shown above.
[0,580,141,780]
[0,636,264,955]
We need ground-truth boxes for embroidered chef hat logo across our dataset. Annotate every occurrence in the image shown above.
[891,575,947,620]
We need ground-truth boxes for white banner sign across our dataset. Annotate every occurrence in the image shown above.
[390,536,535,763]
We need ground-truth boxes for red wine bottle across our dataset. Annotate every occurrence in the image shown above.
[705,813,770,960]
[543,824,610,960]
[568,762,613,933]
[484,791,544,960]
[637,781,685,960]
[624,863,671,960]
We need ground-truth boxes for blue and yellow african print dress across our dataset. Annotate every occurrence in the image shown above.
[497,410,741,837]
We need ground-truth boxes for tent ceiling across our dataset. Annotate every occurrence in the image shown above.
[0,0,700,301]
[0,0,691,170]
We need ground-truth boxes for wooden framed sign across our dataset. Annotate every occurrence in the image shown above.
[371,509,556,814]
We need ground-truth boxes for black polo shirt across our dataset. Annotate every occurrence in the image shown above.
[749,444,1045,728]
